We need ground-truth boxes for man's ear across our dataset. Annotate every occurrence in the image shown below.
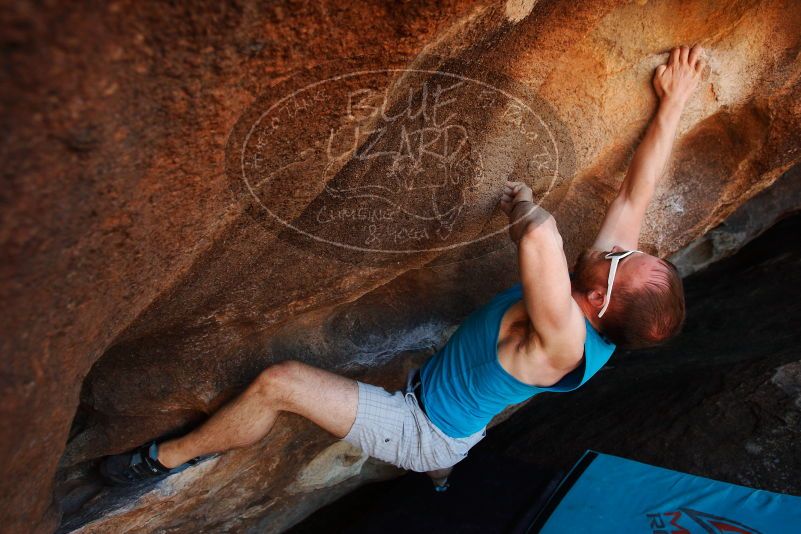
[587,289,605,312]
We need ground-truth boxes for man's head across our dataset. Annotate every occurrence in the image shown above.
[572,245,685,349]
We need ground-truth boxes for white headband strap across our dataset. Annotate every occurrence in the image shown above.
[597,250,643,318]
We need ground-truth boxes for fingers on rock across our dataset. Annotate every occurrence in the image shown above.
[670,47,681,65]
[694,59,706,74]
[689,44,702,65]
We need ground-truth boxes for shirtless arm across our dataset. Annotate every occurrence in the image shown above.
[593,45,705,251]
[500,182,585,376]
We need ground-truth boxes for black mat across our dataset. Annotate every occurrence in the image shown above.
[288,450,562,533]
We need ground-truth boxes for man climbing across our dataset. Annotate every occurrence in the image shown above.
[101,45,704,487]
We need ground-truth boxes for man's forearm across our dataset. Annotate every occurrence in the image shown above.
[622,99,685,205]
[508,200,554,243]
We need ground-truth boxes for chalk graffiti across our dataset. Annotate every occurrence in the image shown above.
[228,59,574,262]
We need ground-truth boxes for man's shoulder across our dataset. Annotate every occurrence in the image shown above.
[531,315,614,391]
[528,301,586,376]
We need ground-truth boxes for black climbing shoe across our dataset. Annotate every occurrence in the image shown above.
[99,441,200,486]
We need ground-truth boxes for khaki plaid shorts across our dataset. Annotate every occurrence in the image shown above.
[342,367,487,472]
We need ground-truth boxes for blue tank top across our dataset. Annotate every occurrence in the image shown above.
[419,281,616,438]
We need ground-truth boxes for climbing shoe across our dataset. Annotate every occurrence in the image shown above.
[99,440,200,486]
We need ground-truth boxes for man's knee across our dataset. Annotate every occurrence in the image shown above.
[251,360,304,406]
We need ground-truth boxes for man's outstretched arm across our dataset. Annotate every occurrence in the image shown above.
[593,44,706,251]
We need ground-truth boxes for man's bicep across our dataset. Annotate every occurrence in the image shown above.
[517,224,576,338]
[592,194,645,251]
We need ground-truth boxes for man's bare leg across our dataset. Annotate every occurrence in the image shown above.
[156,360,358,468]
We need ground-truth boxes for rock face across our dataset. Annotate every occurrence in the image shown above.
[669,164,801,276]
[2,0,800,532]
